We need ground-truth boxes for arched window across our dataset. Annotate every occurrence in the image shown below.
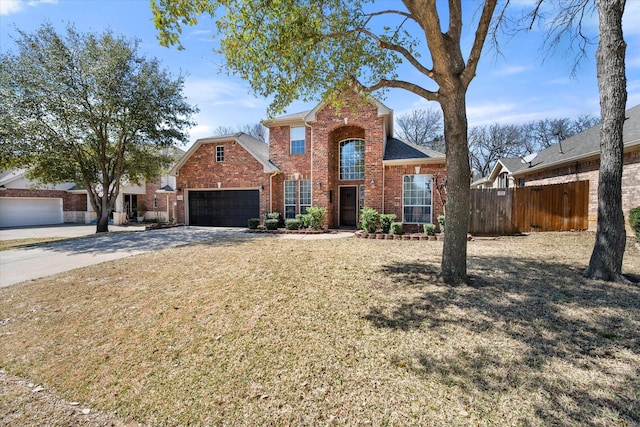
[339,139,365,180]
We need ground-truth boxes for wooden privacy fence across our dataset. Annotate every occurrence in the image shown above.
[469,181,589,235]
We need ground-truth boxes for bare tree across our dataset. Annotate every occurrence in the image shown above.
[468,123,522,177]
[511,0,628,282]
[584,0,628,282]
[395,108,443,151]
[214,123,268,143]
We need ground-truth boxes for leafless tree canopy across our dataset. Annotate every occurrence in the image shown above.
[469,114,599,177]
[395,108,444,151]
[214,123,268,143]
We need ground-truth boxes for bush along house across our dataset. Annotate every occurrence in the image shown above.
[169,91,446,231]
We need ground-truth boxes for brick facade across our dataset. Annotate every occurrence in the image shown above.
[171,91,447,229]
[174,138,271,224]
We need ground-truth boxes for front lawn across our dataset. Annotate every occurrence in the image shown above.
[1,232,638,426]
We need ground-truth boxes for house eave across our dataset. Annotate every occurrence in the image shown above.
[511,138,640,177]
[383,157,446,166]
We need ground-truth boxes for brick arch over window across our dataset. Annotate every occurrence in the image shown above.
[328,125,365,181]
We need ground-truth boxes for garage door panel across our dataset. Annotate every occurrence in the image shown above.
[189,190,259,227]
[0,197,63,227]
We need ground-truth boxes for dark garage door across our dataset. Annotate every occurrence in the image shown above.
[189,190,259,227]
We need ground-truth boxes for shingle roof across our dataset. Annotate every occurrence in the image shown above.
[502,104,640,177]
[383,137,446,162]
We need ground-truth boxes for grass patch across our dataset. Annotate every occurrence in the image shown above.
[0,237,68,251]
[1,232,639,426]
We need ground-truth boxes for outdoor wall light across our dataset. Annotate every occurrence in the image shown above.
[316,181,322,189]
[370,179,375,187]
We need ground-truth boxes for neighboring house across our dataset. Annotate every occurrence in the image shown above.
[170,91,447,230]
[474,104,640,230]
[0,148,184,228]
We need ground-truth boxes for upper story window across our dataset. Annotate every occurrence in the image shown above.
[339,138,365,180]
[216,146,224,162]
[497,172,508,188]
[290,126,306,154]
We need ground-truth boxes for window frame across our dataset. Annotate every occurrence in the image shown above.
[402,174,433,224]
[284,180,297,219]
[339,138,365,181]
[216,145,224,162]
[299,180,311,215]
[290,126,306,155]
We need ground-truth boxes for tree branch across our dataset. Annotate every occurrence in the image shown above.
[462,0,498,88]
[352,76,439,102]
[353,27,433,78]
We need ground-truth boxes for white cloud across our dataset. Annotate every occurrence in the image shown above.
[0,0,23,15]
[493,65,529,77]
[1,0,57,15]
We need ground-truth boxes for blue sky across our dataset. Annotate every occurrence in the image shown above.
[1,0,639,147]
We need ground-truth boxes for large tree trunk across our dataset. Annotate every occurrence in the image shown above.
[584,0,627,282]
[440,91,471,285]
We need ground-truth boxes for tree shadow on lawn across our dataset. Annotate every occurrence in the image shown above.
[364,256,640,425]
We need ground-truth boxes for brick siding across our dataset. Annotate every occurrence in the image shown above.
[174,138,271,224]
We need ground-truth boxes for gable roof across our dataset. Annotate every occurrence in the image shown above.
[169,132,279,175]
[383,138,446,164]
[481,104,640,182]
[263,93,394,134]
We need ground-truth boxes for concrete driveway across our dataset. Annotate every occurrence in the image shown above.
[0,225,354,288]
[0,226,251,288]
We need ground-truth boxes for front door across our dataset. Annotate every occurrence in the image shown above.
[339,186,358,227]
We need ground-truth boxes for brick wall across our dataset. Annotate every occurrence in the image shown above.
[383,163,447,233]
[140,178,178,223]
[519,146,640,230]
[308,93,385,228]
[174,139,271,224]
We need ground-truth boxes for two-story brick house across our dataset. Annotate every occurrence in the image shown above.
[170,92,446,230]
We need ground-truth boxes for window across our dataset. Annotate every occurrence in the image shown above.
[216,146,224,162]
[290,126,306,154]
[299,180,311,214]
[339,139,365,180]
[284,180,312,218]
[497,172,508,188]
[284,180,297,219]
[359,184,365,212]
[403,174,432,224]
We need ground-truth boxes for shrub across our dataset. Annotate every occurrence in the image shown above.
[265,218,279,230]
[437,214,445,233]
[390,222,403,235]
[630,206,640,241]
[296,213,311,228]
[423,223,436,236]
[285,219,301,230]
[248,218,260,229]
[305,206,327,230]
[379,214,397,234]
[360,207,379,233]
[266,212,283,227]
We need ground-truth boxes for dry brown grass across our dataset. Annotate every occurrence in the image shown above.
[1,232,639,426]
[0,237,67,251]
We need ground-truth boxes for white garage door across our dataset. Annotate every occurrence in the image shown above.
[0,197,64,227]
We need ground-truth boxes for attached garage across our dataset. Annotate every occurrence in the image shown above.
[0,197,64,227]
[188,190,259,227]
